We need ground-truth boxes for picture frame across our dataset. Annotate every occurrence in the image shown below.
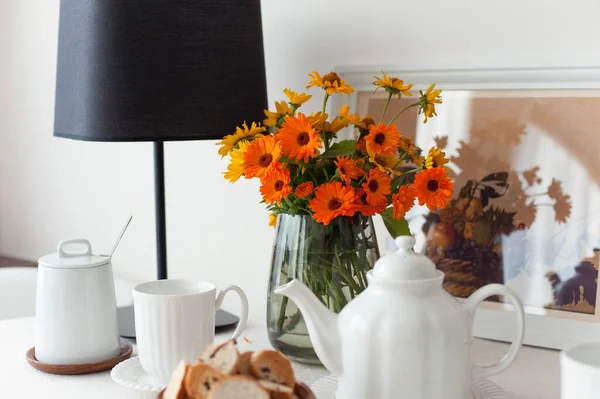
[331,66,600,349]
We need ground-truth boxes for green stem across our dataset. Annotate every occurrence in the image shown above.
[402,167,423,175]
[334,253,361,293]
[388,103,419,124]
[306,168,319,184]
[315,254,361,297]
[322,93,331,150]
[322,93,329,114]
[357,172,368,186]
[379,93,392,124]
[277,290,290,332]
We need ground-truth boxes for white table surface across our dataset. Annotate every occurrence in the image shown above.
[0,315,560,398]
[0,267,561,398]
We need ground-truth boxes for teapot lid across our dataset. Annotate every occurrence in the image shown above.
[372,236,438,281]
[38,239,110,269]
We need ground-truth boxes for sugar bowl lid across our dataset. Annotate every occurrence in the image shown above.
[371,236,438,281]
[38,239,110,269]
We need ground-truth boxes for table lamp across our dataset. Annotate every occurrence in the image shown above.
[53,0,267,335]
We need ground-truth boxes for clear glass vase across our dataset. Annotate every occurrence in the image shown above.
[266,214,380,364]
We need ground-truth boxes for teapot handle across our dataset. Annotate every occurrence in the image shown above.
[463,284,525,378]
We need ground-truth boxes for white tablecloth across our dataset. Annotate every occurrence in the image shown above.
[0,316,560,398]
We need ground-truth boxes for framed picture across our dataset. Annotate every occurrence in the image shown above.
[331,66,600,349]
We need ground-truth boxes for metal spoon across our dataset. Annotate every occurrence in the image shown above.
[103,216,133,258]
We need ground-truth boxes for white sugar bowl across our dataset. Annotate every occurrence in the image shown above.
[35,239,120,364]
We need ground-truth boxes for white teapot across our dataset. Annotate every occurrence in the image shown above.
[275,236,525,399]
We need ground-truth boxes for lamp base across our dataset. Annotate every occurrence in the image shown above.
[117,305,240,338]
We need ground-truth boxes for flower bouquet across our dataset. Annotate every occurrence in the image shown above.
[217,70,453,362]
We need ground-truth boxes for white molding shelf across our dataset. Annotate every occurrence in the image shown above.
[335,65,600,91]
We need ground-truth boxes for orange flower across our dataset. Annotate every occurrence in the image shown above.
[294,181,315,199]
[276,113,322,163]
[392,185,416,219]
[413,167,454,211]
[243,135,282,179]
[362,168,392,205]
[309,182,356,225]
[353,188,387,216]
[356,138,368,155]
[335,156,365,185]
[365,123,400,156]
[260,165,291,204]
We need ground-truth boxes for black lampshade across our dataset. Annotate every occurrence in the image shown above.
[54,0,268,142]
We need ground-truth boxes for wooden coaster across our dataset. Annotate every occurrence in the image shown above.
[26,339,133,375]
[158,381,316,399]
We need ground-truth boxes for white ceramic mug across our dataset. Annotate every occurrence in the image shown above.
[561,343,600,399]
[133,279,249,383]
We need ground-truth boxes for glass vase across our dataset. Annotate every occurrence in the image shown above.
[266,214,380,364]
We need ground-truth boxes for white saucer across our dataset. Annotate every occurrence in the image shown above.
[310,374,507,399]
[111,356,166,392]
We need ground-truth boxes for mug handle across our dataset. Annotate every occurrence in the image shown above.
[463,284,525,378]
[215,285,249,341]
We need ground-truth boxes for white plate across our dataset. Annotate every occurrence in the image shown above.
[111,356,166,392]
[311,374,507,399]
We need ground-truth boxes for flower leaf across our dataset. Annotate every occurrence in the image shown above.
[381,208,411,238]
[280,155,315,168]
[316,140,356,159]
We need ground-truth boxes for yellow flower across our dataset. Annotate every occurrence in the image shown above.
[307,112,328,132]
[370,152,402,176]
[373,72,413,98]
[306,71,354,96]
[323,118,350,134]
[264,101,292,127]
[217,122,265,158]
[425,147,449,169]
[223,141,248,183]
[269,214,277,228]
[339,105,362,126]
[419,84,442,123]
[283,88,311,107]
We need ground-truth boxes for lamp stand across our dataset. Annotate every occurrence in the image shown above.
[153,141,168,279]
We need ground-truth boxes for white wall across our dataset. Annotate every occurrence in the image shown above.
[2,0,600,318]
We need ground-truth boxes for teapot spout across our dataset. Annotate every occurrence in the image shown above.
[274,279,343,375]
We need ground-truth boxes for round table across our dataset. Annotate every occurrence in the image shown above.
[0,316,560,398]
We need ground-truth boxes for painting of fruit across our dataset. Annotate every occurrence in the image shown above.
[359,89,600,318]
